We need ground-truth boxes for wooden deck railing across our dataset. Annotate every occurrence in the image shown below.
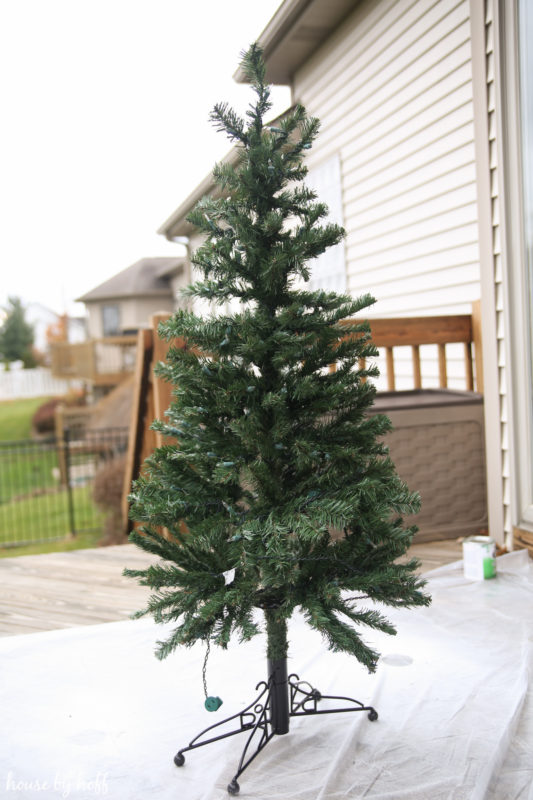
[337,301,482,392]
[50,335,137,385]
[121,303,483,535]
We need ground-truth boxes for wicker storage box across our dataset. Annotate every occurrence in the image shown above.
[369,389,487,543]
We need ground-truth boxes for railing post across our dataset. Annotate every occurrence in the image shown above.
[55,403,68,487]
[121,328,155,537]
[438,343,448,388]
[385,347,395,390]
[464,342,474,391]
[64,428,76,537]
[411,345,422,389]
[471,300,484,393]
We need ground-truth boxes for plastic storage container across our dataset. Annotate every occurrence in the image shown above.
[368,389,487,542]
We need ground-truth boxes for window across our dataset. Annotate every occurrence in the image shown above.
[518,0,533,348]
[517,0,533,522]
[101,305,120,337]
[304,154,346,293]
[502,0,533,527]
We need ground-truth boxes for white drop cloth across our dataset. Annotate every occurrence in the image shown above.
[1,551,533,800]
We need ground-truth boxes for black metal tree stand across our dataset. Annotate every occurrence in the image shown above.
[174,657,378,795]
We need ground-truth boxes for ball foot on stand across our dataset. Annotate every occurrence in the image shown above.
[174,752,185,767]
[228,778,240,795]
[367,709,378,721]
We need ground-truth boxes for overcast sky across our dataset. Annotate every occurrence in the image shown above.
[0,0,290,317]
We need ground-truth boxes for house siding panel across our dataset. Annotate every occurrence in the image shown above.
[120,297,175,330]
[294,0,479,390]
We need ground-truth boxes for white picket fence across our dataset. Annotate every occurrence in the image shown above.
[0,367,79,400]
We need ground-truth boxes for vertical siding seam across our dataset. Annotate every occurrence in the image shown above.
[489,1,508,537]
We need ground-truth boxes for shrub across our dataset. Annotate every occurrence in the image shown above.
[92,454,127,546]
[32,398,62,434]
[32,390,86,435]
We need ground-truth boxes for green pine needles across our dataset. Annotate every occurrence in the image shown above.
[125,44,430,672]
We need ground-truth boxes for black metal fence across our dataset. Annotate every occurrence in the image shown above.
[0,428,129,548]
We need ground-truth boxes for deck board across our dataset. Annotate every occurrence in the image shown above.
[0,540,463,636]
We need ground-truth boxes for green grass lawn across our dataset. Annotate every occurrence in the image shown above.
[0,446,59,502]
[0,485,105,549]
[0,396,117,558]
[0,396,51,441]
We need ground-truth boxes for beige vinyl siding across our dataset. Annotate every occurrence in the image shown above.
[169,269,190,310]
[85,296,175,338]
[189,231,210,317]
[121,297,175,329]
[188,230,243,319]
[294,0,480,390]
[485,0,510,537]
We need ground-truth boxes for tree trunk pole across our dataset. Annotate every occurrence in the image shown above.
[265,610,290,734]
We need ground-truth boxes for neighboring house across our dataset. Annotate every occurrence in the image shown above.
[25,303,65,354]
[25,303,87,354]
[66,316,88,344]
[43,311,88,346]
[77,257,186,338]
[157,0,533,554]
[51,257,186,390]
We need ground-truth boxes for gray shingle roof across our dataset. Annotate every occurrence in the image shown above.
[77,258,183,303]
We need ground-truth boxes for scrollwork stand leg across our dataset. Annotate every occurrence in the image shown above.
[174,660,378,795]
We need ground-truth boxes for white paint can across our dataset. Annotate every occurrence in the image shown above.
[462,536,497,580]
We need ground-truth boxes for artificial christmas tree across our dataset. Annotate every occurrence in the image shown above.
[125,44,430,795]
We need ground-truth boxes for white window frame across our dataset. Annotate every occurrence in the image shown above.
[304,153,346,294]
[497,0,533,529]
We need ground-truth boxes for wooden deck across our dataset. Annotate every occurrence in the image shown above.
[0,540,463,637]
[49,335,137,385]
